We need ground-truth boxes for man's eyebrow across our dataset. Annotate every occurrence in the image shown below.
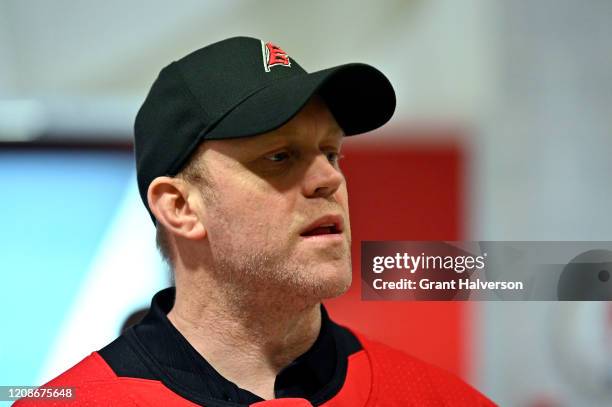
[326,129,345,144]
[235,124,345,152]
[229,136,289,160]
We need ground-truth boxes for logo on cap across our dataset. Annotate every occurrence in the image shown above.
[261,41,291,72]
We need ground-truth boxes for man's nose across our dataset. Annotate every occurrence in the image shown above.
[301,154,344,198]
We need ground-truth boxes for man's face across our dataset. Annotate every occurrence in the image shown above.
[193,97,352,302]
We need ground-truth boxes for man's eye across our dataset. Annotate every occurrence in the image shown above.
[265,152,290,162]
[326,151,343,164]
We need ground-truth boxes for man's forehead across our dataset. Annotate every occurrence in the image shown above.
[280,96,344,137]
[206,98,344,151]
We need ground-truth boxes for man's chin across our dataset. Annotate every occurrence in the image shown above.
[299,264,353,301]
[317,278,352,300]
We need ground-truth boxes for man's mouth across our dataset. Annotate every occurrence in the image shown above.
[300,215,344,237]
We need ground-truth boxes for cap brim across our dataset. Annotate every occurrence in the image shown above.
[201,63,396,141]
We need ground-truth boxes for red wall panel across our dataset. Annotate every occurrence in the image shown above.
[324,134,469,378]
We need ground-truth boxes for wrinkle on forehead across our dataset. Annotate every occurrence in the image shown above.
[202,96,344,158]
[280,95,343,140]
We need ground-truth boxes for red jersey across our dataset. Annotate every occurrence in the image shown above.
[15,288,495,406]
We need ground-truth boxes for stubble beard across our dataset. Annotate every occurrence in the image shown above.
[197,181,353,310]
[208,236,353,311]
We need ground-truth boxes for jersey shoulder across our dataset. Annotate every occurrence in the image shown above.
[13,353,122,406]
[356,333,497,406]
[12,352,198,407]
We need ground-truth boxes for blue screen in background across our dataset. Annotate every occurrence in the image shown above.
[0,149,134,389]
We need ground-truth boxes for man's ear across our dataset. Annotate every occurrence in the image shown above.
[147,176,206,240]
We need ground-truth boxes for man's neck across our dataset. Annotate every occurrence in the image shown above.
[166,281,322,400]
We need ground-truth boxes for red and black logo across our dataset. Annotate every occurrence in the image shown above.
[261,41,291,72]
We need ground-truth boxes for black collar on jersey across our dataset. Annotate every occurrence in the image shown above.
[99,287,362,407]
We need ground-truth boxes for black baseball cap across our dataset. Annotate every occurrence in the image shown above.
[135,36,396,221]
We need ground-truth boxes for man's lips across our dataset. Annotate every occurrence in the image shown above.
[300,214,344,237]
